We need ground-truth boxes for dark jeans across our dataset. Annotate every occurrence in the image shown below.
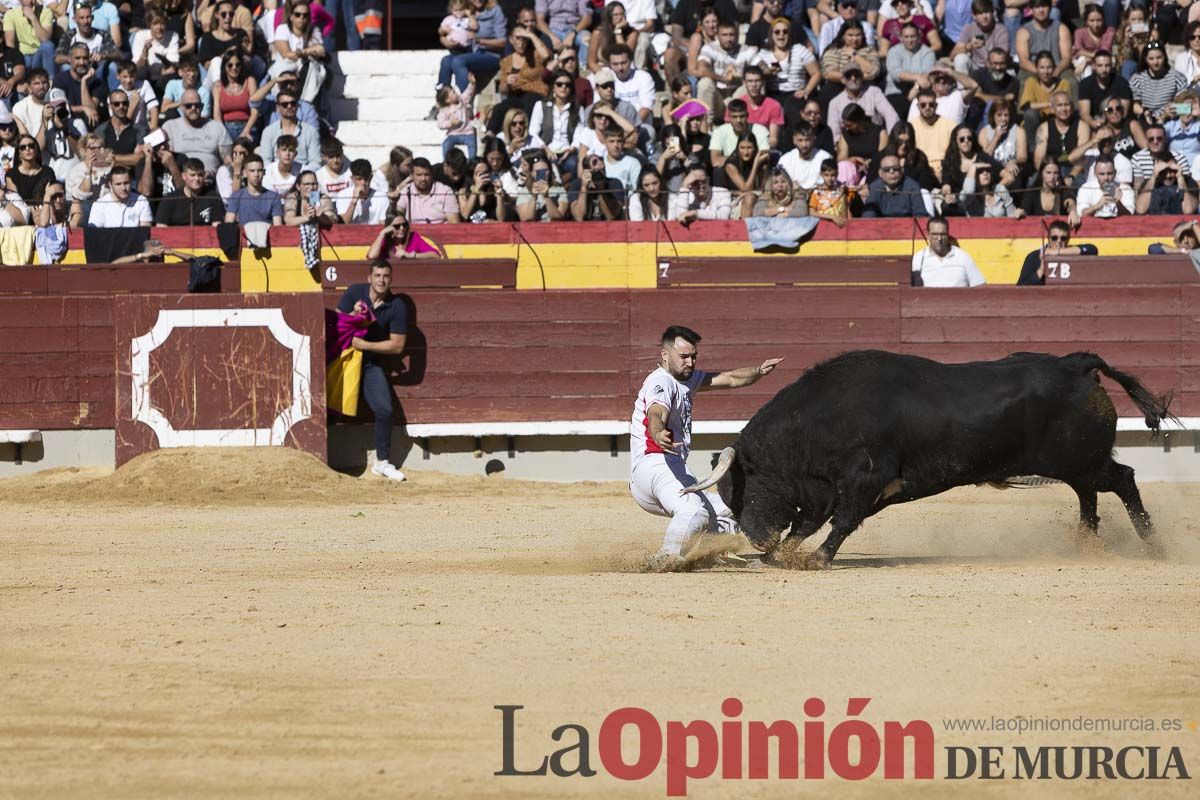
[361,360,394,462]
[438,50,500,91]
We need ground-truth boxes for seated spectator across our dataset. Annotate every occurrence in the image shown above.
[1165,94,1200,164]
[612,0,656,70]
[1147,219,1200,254]
[437,72,477,160]
[758,15,819,124]
[264,133,303,194]
[829,64,898,142]
[862,153,927,217]
[65,132,109,205]
[216,136,252,201]
[440,0,479,56]
[436,0,506,94]
[459,155,505,222]
[479,135,520,199]
[818,1,878,56]
[836,104,886,186]
[588,1,638,75]
[1074,123,1133,185]
[820,20,879,106]
[1130,41,1187,124]
[1017,220,1097,284]
[12,68,48,141]
[1078,51,1130,131]
[535,0,592,62]
[567,151,624,220]
[1135,161,1197,215]
[951,0,1008,75]
[68,0,123,49]
[433,148,470,195]
[499,107,545,161]
[878,0,940,57]
[393,156,462,224]
[628,165,669,221]
[212,48,258,141]
[1021,160,1077,216]
[652,124,688,191]
[572,101,636,168]
[744,0,795,50]
[800,97,836,155]
[487,24,548,134]
[587,69,640,149]
[598,126,639,194]
[162,56,211,122]
[608,44,656,146]
[256,67,319,128]
[55,3,120,82]
[723,131,770,218]
[284,168,337,226]
[529,69,581,177]
[506,5,555,55]
[1072,4,1114,79]
[198,0,255,66]
[958,162,1021,218]
[908,62,976,126]
[977,100,1027,188]
[1133,123,1190,192]
[156,157,226,225]
[34,181,75,262]
[271,0,327,105]
[911,216,985,287]
[6,133,52,203]
[337,157,391,224]
[5,0,55,76]
[513,151,567,221]
[54,43,106,132]
[40,91,81,181]
[88,164,152,226]
[880,120,937,189]
[224,154,283,225]
[96,90,147,172]
[163,89,231,177]
[1176,20,1200,85]
[367,210,443,258]
[681,4,721,93]
[668,161,732,222]
[910,88,956,182]
[753,166,807,218]
[1014,0,1072,84]
[1071,156,1134,225]
[710,99,769,170]
[779,121,833,190]
[1115,5,1151,82]
[970,47,1019,117]
[316,139,350,196]
[1020,52,1072,142]
[131,8,181,91]
[697,19,760,120]
[160,0,198,60]
[114,59,161,131]
[1033,91,1087,181]
[1102,96,1145,162]
[257,90,319,167]
[885,23,935,120]
[544,45,592,107]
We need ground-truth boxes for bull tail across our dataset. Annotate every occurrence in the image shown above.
[1075,353,1179,436]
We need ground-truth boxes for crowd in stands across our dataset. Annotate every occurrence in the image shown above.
[419,0,1200,229]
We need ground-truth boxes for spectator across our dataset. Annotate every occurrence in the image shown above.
[5,132,51,203]
[65,132,109,207]
[0,30,23,102]
[1017,220,1097,284]
[1078,50,1131,131]
[114,59,161,131]
[88,164,152,226]
[597,125,638,193]
[817,0,878,56]
[216,136,252,201]
[616,0,657,70]
[1103,95,1146,162]
[607,43,656,149]
[587,68,640,148]
[530,68,580,177]
[1133,123,1190,191]
[652,123,688,191]
[683,4,720,91]
[459,155,504,222]
[1021,160,1077,216]
[1032,91,1085,180]
[958,161,1021,217]
[486,24,548,134]
[1071,155,1133,224]
[212,48,258,140]
[499,107,545,160]
[800,97,836,155]
[753,166,807,217]
[911,87,956,182]
[393,156,462,225]
[197,0,254,65]
[952,0,1008,75]
[4,0,55,75]
[1136,160,1196,215]
[367,210,442,258]
[723,131,770,217]
[829,63,898,141]
[131,8,181,90]
[807,158,854,225]
[1075,122,1133,185]
[535,0,592,62]
[1131,41,1187,122]
[436,72,477,160]
[588,1,636,75]
[54,43,105,132]
[697,19,760,119]
[440,0,479,56]
[1166,93,1200,163]
[156,156,225,225]
[514,151,567,221]
[437,0,506,93]
[744,0,795,49]
[886,23,935,120]
[1147,219,1200,254]
[433,147,470,196]
[258,90,319,168]
[506,5,555,54]
[163,88,231,176]
[735,64,785,149]
[909,61,977,126]
[572,100,635,167]
[272,1,327,105]
[1020,51,1071,141]
[263,133,302,194]
[546,45,592,107]
[40,89,81,180]
[879,120,937,189]
[710,99,769,170]
[862,152,927,217]
[160,0,198,57]
[336,157,391,224]
[978,100,1028,188]
[759,16,819,124]
[315,138,350,196]
[911,216,985,287]
[1072,4,1114,79]
[1175,20,1200,85]
[628,165,668,221]
[478,136,520,203]
[225,153,283,225]
[284,168,337,226]
[779,121,833,190]
[837,104,886,184]
[162,56,211,122]
[567,151,624,220]
[95,90,147,169]
[664,0,736,85]
[936,0,973,46]
[1115,5,1151,82]
[819,20,879,106]
[668,161,732,222]
[971,47,1019,113]
[258,67,319,128]
[34,181,75,262]
[55,3,120,82]
[12,68,48,141]
[1014,0,1072,84]
[878,0,940,57]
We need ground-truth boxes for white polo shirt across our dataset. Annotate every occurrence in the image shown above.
[88,191,153,228]
[912,245,986,287]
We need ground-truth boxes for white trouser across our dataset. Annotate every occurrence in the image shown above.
[630,458,739,558]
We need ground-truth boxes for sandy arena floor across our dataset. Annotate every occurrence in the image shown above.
[1,448,1198,799]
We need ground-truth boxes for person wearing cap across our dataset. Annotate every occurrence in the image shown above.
[3,0,57,76]
[816,0,877,57]
[828,62,898,140]
[39,87,80,179]
[907,60,977,126]
[587,68,641,149]
[1014,0,1072,84]
[885,22,934,119]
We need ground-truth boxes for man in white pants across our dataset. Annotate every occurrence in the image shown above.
[630,325,783,571]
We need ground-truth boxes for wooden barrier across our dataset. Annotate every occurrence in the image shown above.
[1043,254,1199,284]
[0,262,241,295]
[320,258,518,290]
[655,256,912,287]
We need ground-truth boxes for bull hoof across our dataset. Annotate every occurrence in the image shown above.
[802,551,834,571]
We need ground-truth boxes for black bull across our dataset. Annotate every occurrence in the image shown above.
[685,350,1178,567]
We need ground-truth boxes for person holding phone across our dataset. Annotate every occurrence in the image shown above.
[951,0,1007,74]
[283,169,336,227]
[514,152,566,221]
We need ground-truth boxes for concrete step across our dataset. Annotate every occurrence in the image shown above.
[330,95,442,122]
[337,119,443,146]
[343,143,444,168]
[332,50,445,75]
[329,72,439,100]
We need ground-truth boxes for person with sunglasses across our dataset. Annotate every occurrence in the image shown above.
[1016,219,1098,285]
[861,152,928,217]
[94,89,146,169]
[34,181,77,262]
[1147,219,1200,254]
[1078,50,1131,131]
[212,47,258,141]
[1131,40,1187,124]
[529,68,580,177]
[366,210,442,260]
[162,88,232,177]
[256,89,320,170]
[1130,121,1190,194]
[543,46,591,107]
[1135,158,1197,215]
[271,1,327,105]
[2,132,49,203]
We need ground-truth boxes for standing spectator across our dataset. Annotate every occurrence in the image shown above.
[759,16,819,125]
[272,1,327,105]
[161,56,211,122]
[1072,4,1114,79]
[34,181,75,262]
[393,156,463,224]
[436,72,477,159]
[4,0,56,75]
[911,216,986,287]
[779,121,833,190]
[212,48,258,140]
[530,69,581,178]
[668,162,732,222]
[1078,50,1131,131]
[862,152,927,216]
[1014,0,1072,84]
[886,23,935,120]
[315,138,350,196]
[819,20,879,106]
[263,133,302,195]
[216,136,252,201]
[1131,42,1188,123]
[1071,155,1133,224]
[437,0,507,93]
[257,90,319,168]
[163,89,231,176]
[628,165,669,221]
[567,151,624,220]
[829,64,898,141]
[911,87,956,181]
[951,0,1007,74]
[709,99,769,170]
[536,0,592,63]
[978,100,1028,187]
[88,164,152,227]
[54,43,105,132]
[697,19,760,119]
[337,157,391,224]
[155,156,225,225]
[224,153,284,225]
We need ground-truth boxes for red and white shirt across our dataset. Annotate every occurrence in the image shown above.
[630,366,708,473]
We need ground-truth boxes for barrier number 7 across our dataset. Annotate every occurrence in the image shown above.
[1046,261,1071,280]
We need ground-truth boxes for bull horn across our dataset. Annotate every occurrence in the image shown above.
[682,447,737,494]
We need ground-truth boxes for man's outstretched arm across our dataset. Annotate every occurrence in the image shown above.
[703,358,785,390]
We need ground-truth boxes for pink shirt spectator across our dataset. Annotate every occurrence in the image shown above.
[882,15,937,47]
[1072,26,1114,59]
[727,95,785,129]
[440,13,475,49]
[437,84,476,137]
[394,182,459,224]
[386,231,440,258]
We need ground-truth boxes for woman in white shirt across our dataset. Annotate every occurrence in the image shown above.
[131,9,181,87]
[627,166,668,221]
[272,0,326,103]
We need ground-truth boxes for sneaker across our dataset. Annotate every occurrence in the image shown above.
[709,552,765,570]
[371,461,406,482]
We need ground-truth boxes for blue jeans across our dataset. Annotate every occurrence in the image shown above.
[224,120,248,141]
[550,23,591,69]
[361,360,393,462]
[323,0,361,51]
[438,50,500,91]
[1002,12,1022,56]
[442,132,476,159]
[23,42,56,76]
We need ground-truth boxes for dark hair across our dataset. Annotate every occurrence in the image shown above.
[220,47,249,87]
[1034,49,1055,67]
[608,43,633,61]
[411,157,433,172]
[350,158,373,179]
[370,258,392,272]
[915,87,936,102]
[243,153,265,168]
[182,157,206,173]
[820,157,837,172]
[729,131,760,183]
[971,0,993,13]
[482,136,512,172]
[743,64,765,81]
[832,19,866,48]
[841,102,868,126]
[791,121,813,138]
[443,147,468,174]
[1048,219,1071,236]
[110,165,134,180]
[321,138,344,158]
[727,99,748,116]
[661,325,701,347]
[276,134,298,152]
[928,214,949,230]
[636,166,666,219]
[233,136,255,153]
[27,67,48,83]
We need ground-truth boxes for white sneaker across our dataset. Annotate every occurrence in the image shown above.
[371,461,406,482]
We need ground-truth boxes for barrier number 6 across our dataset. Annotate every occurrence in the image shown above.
[325,265,338,283]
